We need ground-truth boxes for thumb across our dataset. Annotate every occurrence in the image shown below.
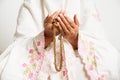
[74,14,80,26]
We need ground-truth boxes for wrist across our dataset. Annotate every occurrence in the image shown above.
[68,35,78,50]
[69,39,78,50]
[44,32,53,48]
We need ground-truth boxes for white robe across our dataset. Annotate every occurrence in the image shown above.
[0,0,120,80]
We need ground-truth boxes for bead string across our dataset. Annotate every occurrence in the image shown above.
[52,19,63,72]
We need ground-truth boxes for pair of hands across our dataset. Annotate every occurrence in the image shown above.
[44,11,80,49]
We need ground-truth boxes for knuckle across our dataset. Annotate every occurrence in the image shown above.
[66,31,69,35]
[66,23,70,26]
[69,22,73,25]
[49,16,53,20]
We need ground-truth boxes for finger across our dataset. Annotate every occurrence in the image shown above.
[64,14,76,29]
[46,11,60,22]
[74,14,80,26]
[59,14,72,31]
[57,17,69,35]
[60,10,66,15]
[44,13,51,23]
[58,23,64,36]
[51,11,60,19]
[45,11,59,24]
[44,23,52,30]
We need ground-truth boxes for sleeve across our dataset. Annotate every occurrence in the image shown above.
[14,0,44,40]
[0,0,50,79]
[77,0,120,79]
[14,0,46,52]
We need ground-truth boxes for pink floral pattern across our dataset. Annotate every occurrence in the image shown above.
[91,4,101,22]
[92,11,101,22]
[78,35,104,80]
[98,75,104,80]
[22,31,104,80]
[21,1,104,79]
[22,46,44,79]
[62,48,69,80]
[22,32,45,80]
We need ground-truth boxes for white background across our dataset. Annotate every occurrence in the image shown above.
[0,0,120,53]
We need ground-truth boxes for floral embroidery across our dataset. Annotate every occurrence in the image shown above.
[22,40,45,80]
[22,32,45,80]
[88,65,94,71]
[91,4,101,21]
[78,35,104,80]
[98,75,104,80]
[29,49,34,54]
[61,46,69,80]
[22,63,27,67]
[37,41,41,46]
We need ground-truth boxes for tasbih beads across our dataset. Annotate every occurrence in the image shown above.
[52,18,63,72]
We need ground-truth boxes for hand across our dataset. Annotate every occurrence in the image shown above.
[57,13,80,49]
[44,11,60,38]
[44,11,60,48]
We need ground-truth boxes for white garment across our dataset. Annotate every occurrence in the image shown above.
[0,0,120,80]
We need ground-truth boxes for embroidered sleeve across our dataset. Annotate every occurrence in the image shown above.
[77,0,106,79]
[21,31,47,80]
[78,33,104,80]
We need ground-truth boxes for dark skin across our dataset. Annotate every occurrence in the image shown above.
[44,11,60,48]
[44,11,80,49]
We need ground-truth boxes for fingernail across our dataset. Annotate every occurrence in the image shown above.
[57,17,60,20]
[76,14,78,17]
[59,14,63,16]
